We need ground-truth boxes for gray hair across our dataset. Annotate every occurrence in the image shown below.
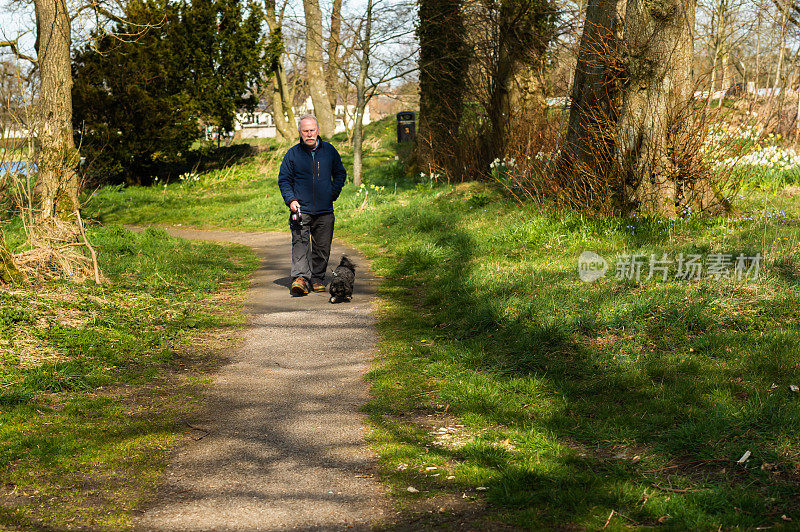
[297,114,319,133]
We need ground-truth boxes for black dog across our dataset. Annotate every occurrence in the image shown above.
[329,255,356,303]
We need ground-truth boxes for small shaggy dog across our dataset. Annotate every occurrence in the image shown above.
[329,255,356,303]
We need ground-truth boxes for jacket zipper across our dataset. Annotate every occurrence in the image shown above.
[312,151,317,213]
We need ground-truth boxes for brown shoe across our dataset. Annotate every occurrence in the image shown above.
[290,277,309,296]
[311,282,326,292]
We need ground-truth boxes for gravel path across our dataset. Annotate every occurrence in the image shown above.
[135,229,389,531]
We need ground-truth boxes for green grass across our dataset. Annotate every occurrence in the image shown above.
[78,116,800,529]
[0,224,257,529]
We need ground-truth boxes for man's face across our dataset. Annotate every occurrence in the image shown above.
[299,119,318,147]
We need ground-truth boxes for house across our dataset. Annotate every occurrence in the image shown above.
[234,97,370,139]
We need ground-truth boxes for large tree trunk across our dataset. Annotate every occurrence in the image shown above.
[485,1,549,164]
[270,70,293,139]
[563,0,719,216]
[416,0,468,178]
[34,0,79,223]
[302,0,335,137]
[616,0,696,216]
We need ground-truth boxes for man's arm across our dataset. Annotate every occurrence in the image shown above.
[331,148,347,201]
[277,151,298,207]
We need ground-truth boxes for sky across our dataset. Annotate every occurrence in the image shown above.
[1,4,37,60]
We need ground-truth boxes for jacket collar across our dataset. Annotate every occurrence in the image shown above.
[300,136,322,152]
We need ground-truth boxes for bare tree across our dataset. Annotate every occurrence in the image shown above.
[339,0,417,185]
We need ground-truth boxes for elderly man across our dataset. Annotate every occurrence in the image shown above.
[278,114,347,296]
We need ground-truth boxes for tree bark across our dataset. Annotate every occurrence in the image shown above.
[615,0,697,217]
[34,0,79,223]
[0,229,22,284]
[485,1,549,164]
[352,0,373,187]
[302,0,336,137]
[265,0,297,140]
[561,0,627,208]
[326,0,343,114]
[563,0,719,216]
[416,0,468,178]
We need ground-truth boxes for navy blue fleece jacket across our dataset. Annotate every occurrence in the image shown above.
[277,138,347,215]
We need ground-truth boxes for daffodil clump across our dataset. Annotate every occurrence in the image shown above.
[721,140,800,172]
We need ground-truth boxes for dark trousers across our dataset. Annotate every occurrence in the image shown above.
[290,212,334,284]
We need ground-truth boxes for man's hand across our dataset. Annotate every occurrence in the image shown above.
[289,200,300,213]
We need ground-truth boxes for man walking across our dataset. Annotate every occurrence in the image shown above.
[278,114,347,296]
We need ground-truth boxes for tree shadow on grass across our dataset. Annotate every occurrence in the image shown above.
[365,202,800,529]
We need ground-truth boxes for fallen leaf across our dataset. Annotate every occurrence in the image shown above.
[476,486,488,491]
[406,486,419,493]
[737,450,751,463]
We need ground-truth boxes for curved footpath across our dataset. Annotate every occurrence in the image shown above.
[135,229,389,531]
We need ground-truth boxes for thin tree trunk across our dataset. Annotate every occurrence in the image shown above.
[302,0,335,137]
[765,3,788,120]
[718,53,728,108]
[34,0,79,223]
[753,4,762,108]
[326,0,343,114]
[352,0,372,187]
[270,71,292,139]
[265,0,296,139]
[707,46,719,110]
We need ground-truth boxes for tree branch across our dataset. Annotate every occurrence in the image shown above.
[0,39,38,65]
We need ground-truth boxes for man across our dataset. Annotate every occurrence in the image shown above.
[278,114,347,296]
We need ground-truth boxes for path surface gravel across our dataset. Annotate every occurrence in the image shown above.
[135,229,389,531]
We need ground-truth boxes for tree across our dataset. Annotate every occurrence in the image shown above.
[73,0,264,183]
[263,0,297,140]
[72,0,200,184]
[338,0,416,186]
[302,0,336,136]
[416,0,469,176]
[178,0,264,140]
[468,0,555,165]
[562,0,722,216]
[33,0,80,223]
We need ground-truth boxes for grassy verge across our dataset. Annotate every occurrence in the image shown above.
[83,118,800,529]
[0,225,257,529]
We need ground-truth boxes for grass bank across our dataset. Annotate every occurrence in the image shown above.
[0,225,256,529]
[82,118,800,529]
